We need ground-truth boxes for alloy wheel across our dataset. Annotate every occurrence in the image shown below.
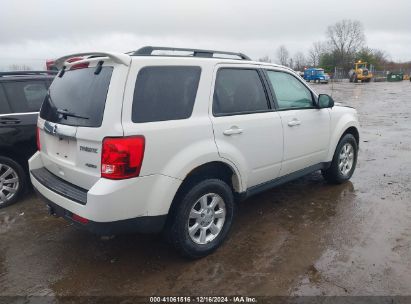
[187,193,226,245]
[0,164,19,205]
[338,143,354,176]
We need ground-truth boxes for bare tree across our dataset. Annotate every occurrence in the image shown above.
[258,55,272,63]
[372,49,388,66]
[293,52,306,71]
[8,64,32,71]
[326,19,365,68]
[276,45,289,66]
[307,41,325,67]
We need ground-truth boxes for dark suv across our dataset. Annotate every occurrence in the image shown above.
[0,71,56,208]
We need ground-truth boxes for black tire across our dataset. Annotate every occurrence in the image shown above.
[0,156,27,208]
[322,134,358,184]
[354,75,359,83]
[168,179,235,259]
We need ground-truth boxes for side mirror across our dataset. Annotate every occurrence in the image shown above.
[318,94,334,108]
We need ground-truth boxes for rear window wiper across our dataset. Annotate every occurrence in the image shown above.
[56,108,89,120]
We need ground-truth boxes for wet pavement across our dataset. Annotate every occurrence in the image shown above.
[1,81,411,298]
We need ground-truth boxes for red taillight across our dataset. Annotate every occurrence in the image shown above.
[36,127,41,151]
[72,213,89,224]
[101,136,145,179]
[46,59,56,71]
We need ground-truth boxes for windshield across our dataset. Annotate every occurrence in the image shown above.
[316,69,325,75]
[40,66,113,127]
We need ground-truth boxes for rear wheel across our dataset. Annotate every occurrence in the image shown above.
[0,157,26,208]
[168,179,235,258]
[322,134,358,184]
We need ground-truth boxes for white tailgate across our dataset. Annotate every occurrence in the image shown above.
[36,60,130,190]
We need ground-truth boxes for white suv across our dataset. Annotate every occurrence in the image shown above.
[29,47,359,258]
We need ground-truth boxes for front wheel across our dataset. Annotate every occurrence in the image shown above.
[168,179,235,258]
[322,134,358,184]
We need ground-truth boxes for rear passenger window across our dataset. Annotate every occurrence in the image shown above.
[24,83,48,110]
[132,66,201,123]
[2,81,48,113]
[0,86,11,114]
[213,68,269,116]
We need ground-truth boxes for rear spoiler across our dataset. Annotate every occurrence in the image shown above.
[55,52,131,69]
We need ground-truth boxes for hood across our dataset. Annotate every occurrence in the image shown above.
[334,102,356,110]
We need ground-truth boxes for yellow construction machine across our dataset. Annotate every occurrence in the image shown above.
[349,60,373,83]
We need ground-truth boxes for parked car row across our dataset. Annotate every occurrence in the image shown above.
[3,47,359,258]
[0,71,56,207]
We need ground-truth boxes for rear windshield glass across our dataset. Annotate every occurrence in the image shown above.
[40,66,113,127]
[132,66,201,123]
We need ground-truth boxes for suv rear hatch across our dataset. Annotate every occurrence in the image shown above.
[38,54,130,190]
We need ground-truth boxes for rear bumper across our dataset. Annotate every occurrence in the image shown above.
[29,152,182,232]
[31,167,88,205]
[35,188,166,234]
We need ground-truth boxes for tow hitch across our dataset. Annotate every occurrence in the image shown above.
[47,204,57,217]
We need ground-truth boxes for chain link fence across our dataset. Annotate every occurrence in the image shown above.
[329,66,411,82]
[330,67,347,82]
[372,70,387,82]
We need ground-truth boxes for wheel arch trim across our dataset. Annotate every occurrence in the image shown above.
[327,119,360,161]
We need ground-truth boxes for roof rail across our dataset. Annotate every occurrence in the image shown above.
[0,71,58,77]
[131,46,251,60]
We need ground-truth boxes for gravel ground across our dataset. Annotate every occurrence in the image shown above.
[1,81,410,301]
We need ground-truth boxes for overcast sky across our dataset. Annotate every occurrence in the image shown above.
[0,0,410,70]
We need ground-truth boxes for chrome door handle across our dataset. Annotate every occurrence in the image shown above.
[223,126,244,136]
[287,119,301,127]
